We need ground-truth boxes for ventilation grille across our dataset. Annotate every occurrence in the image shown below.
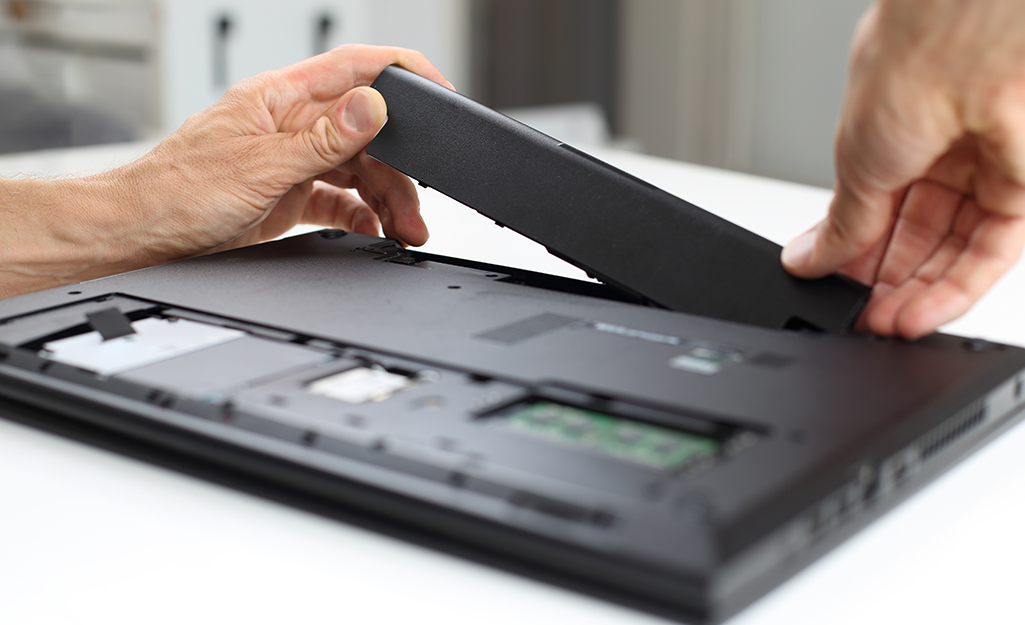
[919,400,987,461]
[476,313,579,345]
[782,398,993,561]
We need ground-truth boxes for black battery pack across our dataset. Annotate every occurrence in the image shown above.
[367,66,869,333]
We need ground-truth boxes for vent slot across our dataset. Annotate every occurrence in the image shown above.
[919,400,987,461]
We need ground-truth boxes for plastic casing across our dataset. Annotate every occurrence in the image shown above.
[0,233,1022,623]
[367,66,870,333]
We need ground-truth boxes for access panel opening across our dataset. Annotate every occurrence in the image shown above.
[485,398,754,472]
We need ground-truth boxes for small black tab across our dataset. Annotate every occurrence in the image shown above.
[85,307,136,341]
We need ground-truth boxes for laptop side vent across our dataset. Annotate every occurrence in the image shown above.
[919,399,987,461]
[781,399,994,561]
[476,313,580,345]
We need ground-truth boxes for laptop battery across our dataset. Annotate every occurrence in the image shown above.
[367,65,870,334]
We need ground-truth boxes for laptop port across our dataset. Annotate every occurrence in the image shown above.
[879,448,919,493]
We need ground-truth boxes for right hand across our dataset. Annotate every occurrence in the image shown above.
[781,0,1025,339]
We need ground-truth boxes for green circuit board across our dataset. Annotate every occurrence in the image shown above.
[499,401,720,469]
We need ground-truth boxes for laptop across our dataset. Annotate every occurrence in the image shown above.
[0,69,1022,624]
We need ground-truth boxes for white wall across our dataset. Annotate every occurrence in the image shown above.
[0,0,157,140]
[364,0,471,93]
[159,0,372,131]
[748,0,872,186]
[1,0,472,140]
[619,0,872,188]
[159,0,471,133]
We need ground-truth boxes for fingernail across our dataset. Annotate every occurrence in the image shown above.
[342,89,382,133]
[782,229,817,269]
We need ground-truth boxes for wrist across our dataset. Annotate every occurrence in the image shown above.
[0,171,157,298]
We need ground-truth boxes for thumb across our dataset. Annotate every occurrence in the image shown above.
[781,183,897,279]
[287,86,387,179]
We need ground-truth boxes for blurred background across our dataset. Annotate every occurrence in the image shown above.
[0,0,871,188]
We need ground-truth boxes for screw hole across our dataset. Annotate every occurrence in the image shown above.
[68,291,82,295]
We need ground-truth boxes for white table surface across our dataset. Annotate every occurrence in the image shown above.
[1,141,1024,625]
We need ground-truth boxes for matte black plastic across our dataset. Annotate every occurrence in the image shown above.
[367,65,870,333]
[0,232,1023,623]
[86,307,136,341]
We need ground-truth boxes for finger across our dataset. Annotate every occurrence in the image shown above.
[323,173,396,239]
[874,180,965,286]
[860,200,1025,338]
[267,44,452,130]
[859,279,928,336]
[266,86,388,185]
[895,213,1025,338]
[302,181,382,236]
[783,14,961,279]
[837,221,895,285]
[858,224,966,337]
[782,184,902,279]
[357,179,397,240]
[330,152,428,246]
[781,78,905,278]
[307,44,452,93]
[357,153,428,245]
[857,212,971,336]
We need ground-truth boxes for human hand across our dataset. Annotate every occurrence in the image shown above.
[781,0,1025,339]
[0,45,451,299]
[114,44,451,263]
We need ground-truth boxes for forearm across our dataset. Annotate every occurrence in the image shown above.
[0,172,153,298]
[0,45,446,301]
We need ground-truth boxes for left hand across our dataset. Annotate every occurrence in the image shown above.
[111,44,451,265]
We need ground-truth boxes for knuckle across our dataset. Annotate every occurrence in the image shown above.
[306,116,348,167]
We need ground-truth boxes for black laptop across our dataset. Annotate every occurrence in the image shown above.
[0,68,1021,624]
